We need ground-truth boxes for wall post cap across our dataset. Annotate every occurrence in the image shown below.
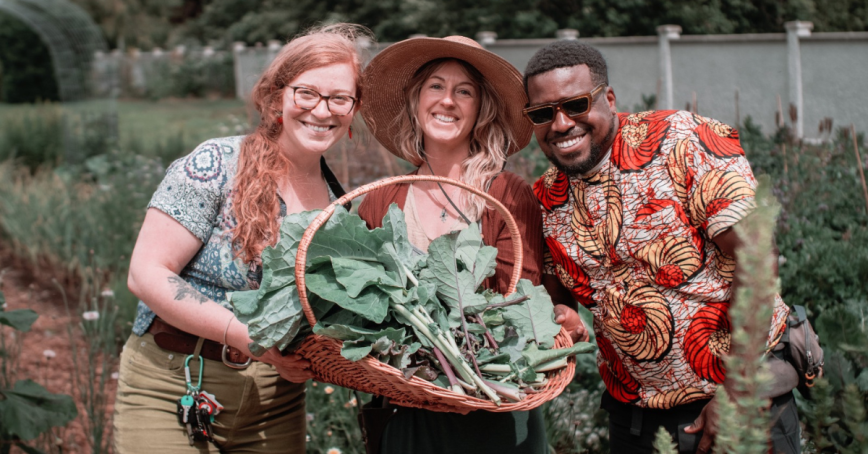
[785,21,814,37]
[656,25,682,39]
[476,31,498,45]
[556,29,580,40]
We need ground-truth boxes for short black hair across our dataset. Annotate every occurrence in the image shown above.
[523,41,609,92]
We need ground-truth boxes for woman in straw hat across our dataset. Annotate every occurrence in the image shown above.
[358,35,548,454]
[114,23,371,453]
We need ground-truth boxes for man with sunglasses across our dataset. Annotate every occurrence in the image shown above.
[523,41,799,454]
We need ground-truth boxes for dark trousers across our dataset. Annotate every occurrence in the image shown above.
[602,391,801,454]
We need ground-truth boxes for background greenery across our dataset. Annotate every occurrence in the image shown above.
[1,98,866,452]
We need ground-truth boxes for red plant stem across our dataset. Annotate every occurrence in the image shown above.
[475,314,499,350]
[433,346,459,388]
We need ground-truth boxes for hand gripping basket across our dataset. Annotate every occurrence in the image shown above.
[293,175,576,414]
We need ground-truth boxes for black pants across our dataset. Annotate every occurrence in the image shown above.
[602,391,801,454]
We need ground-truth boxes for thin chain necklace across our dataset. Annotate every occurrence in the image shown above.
[423,157,472,224]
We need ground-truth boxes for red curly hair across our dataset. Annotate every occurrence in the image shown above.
[233,23,371,262]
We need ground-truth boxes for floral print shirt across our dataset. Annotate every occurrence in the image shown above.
[132,135,334,336]
[534,110,789,409]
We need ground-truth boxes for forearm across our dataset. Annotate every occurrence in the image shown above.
[128,265,256,357]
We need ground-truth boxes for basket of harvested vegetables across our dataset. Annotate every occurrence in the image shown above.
[229,175,595,414]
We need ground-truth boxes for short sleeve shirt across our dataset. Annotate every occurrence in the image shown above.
[534,111,789,409]
[131,136,335,336]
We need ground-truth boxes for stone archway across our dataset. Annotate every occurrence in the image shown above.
[0,0,116,162]
[0,0,108,101]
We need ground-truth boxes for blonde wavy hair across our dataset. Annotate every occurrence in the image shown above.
[393,58,515,221]
[233,23,373,262]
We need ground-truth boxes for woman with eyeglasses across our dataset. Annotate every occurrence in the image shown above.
[113,23,372,453]
[357,35,550,454]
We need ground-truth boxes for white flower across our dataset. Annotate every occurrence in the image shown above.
[305,435,311,442]
[326,431,333,437]
[306,413,315,422]
[100,289,115,298]
[82,311,99,321]
[43,349,57,359]
[324,386,334,395]
[326,448,341,454]
[344,397,357,408]
[111,372,119,380]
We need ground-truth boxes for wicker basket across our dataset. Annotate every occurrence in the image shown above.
[294,175,576,414]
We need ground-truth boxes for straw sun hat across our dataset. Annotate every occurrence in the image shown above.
[361,36,533,159]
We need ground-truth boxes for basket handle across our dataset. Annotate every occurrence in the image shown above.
[294,175,524,328]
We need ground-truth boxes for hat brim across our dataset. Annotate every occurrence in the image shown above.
[361,37,533,160]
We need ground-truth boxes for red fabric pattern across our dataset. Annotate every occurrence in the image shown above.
[684,302,731,384]
[598,334,641,403]
[533,167,570,212]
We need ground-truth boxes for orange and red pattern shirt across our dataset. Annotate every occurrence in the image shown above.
[535,110,789,409]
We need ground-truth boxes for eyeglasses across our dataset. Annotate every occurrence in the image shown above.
[523,84,607,125]
[288,86,357,116]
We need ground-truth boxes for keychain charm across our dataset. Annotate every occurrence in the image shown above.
[175,354,220,445]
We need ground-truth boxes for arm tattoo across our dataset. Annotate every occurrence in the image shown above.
[167,276,210,304]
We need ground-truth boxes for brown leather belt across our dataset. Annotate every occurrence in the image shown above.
[148,317,253,366]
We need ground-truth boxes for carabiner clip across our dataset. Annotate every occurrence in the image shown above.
[184,354,204,393]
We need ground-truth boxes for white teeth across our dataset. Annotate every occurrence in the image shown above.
[434,114,457,123]
[305,123,330,132]
[555,136,581,149]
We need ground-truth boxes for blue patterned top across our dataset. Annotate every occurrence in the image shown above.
[132,136,335,336]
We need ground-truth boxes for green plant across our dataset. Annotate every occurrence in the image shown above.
[304,382,367,454]
[54,270,120,454]
[713,177,778,454]
[0,282,77,454]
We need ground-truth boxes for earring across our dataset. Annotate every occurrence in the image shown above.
[348,125,353,139]
[276,115,283,125]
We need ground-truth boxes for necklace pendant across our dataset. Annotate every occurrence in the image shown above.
[440,208,448,223]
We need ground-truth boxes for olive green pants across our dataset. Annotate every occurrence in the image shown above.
[112,333,306,453]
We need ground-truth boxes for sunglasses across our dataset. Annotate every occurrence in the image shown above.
[523,84,607,125]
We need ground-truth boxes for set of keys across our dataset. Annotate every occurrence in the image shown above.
[176,355,224,445]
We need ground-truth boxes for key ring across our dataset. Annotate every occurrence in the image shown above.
[185,354,204,394]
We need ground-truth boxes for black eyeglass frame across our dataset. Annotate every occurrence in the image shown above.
[287,85,358,116]
[522,83,608,125]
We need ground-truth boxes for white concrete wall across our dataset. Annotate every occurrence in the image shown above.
[232,30,868,138]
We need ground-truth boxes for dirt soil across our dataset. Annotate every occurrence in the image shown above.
[2,256,117,454]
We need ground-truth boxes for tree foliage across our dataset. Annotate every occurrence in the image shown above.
[59,0,868,50]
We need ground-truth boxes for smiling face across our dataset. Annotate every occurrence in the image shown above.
[415,60,480,152]
[279,62,358,157]
[526,64,618,176]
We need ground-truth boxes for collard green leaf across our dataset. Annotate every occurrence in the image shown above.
[331,257,401,298]
[377,204,422,286]
[0,309,38,332]
[306,267,390,323]
[305,206,387,263]
[521,341,597,367]
[314,324,406,344]
[476,349,510,366]
[341,339,373,361]
[0,379,77,440]
[237,285,306,356]
[228,289,259,316]
[501,280,561,349]
[510,359,538,383]
[421,228,490,323]
[454,224,498,287]
[499,332,528,362]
